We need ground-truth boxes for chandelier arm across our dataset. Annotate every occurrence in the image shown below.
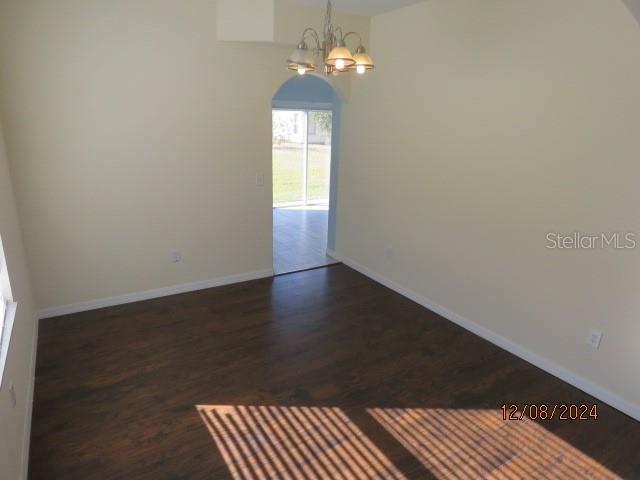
[342,31,363,47]
[300,28,322,51]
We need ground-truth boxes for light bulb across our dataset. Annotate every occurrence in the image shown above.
[336,59,345,70]
[297,66,306,75]
[356,65,366,75]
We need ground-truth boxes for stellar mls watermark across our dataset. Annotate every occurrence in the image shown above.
[546,232,637,250]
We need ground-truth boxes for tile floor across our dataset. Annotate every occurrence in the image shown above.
[273,206,337,274]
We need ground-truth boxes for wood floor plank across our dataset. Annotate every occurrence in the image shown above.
[29,265,640,479]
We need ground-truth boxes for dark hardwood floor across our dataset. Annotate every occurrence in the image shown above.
[29,265,640,479]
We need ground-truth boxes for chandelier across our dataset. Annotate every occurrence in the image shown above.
[286,0,375,76]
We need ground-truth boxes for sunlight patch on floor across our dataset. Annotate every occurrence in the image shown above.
[368,408,620,480]
[197,405,406,480]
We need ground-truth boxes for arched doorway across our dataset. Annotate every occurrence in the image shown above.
[272,74,342,274]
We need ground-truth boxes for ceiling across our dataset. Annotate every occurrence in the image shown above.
[290,0,425,17]
[623,0,640,25]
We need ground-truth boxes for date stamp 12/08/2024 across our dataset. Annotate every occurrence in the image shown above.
[501,404,599,421]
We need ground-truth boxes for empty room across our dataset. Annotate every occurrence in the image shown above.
[1,0,640,478]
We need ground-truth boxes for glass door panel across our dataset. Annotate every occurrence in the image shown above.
[272,110,306,206]
[307,111,332,205]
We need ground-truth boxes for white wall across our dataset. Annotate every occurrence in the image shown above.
[338,0,640,413]
[0,0,368,313]
[0,121,38,479]
[217,0,370,49]
[0,0,303,311]
[217,0,275,42]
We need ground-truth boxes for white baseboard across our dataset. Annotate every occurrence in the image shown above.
[37,269,274,319]
[329,250,640,422]
[21,315,38,480]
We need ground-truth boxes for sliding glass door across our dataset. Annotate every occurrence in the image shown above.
[272,109,332,207]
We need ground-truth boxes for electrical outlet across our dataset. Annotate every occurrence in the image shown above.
[171,250,182,263]
[9,383,16,408]
[255,174,265,187]
[587,329,603,350]
[384,245,394,259]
